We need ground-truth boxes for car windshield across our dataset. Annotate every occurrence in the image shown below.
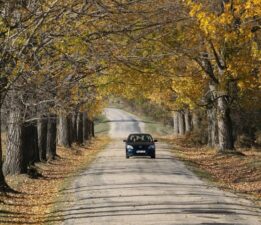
[128,134,153,143]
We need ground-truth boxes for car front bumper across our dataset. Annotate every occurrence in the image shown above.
[126,149,155,156]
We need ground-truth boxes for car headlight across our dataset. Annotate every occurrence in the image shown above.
[148,145,155,149]
[127,145,134,150]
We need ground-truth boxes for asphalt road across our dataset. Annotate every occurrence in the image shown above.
[61,108,261,225]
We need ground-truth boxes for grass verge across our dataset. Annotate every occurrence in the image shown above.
[0,136,110,225]
[141,114,173,136]
[94,114,110,136]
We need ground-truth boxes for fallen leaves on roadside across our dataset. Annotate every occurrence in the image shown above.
[164,137,261,204]
[0,136,110,225]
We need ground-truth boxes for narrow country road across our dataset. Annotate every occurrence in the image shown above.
[60,108,261,225]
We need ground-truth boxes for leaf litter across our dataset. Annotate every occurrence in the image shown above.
[0,136,110,225]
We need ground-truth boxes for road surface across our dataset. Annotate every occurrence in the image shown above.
[60,108,261,225]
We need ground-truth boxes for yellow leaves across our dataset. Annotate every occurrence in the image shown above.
[142,50,149,57]
[0,18,8,34]
[54,36,87,56]
[218,13,233,25]
[252,42,261,59]
[244,0,261,18]
[189,3,202,17]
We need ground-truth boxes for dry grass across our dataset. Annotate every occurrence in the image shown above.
[0,136,110,225]
[163,136,261,204]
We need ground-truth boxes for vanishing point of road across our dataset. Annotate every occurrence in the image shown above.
[59,108,260,225]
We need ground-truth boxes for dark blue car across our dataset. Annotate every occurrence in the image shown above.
[123,133,157,159]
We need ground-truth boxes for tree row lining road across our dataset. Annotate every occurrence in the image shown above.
[60,108,260,225]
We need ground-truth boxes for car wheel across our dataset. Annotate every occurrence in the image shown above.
[126,155,129,159]
[151,154,155,159]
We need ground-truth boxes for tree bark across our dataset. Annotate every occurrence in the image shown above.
[184,109,192,133]
[207,107,218,148]
[91,120,95,138]
[76,112,83,145]
[0,114,6,189]
[0,101,9,190]
[82,112,87,142]
[0,77,10,190]
[57,115,71,148]
[192,110,200,131]
[3,97,25,175]
[0,77,12,192]
[46,115,57,161]
[173,111,179,136]
[37,116,47,162]
[217,96,234,151]
[85,117,93,140]
[178,111,185,135]
[22,122,38,166]
[71,113,77,143]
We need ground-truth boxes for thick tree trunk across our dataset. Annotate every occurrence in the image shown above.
[178,111,185,135]
[0,103,9,190]
[76,112,83,145]
[207,107,218,148]
[57,115,71,148]
[37,117,47,162]
[22,122,38,166]
[3,89,40,175]
[0,78,9,190]
[46,115,57,161]
[3,100,25,175]
[184,109,192,133]
[173,111,179,136]
[217,96,234,151]
[192,110,200,131]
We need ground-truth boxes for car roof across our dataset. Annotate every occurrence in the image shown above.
[127,133,153,138]
[128,133,152,136]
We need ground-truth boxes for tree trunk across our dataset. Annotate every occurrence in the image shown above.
[71,113,77,143]
[192,110,200,131]
[0,117,6,189]
[184,109,192,133]
[76,112,83,145]
[178,111,185,135]
[57,115,71,148]
[82,112,87,142]
[3,98,25,175]
[37,116,47,162]
[173,111,179,136]
[217,96,234,151]
[90,119,95,139]
[91,120,95,138]
[85,117,93,141]
[22,122,38,166]
[0,102,9,190]
[207,107,218,148]
[0,78,9,190]
[46,115,57,161]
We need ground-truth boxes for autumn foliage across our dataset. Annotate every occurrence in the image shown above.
[0,0,260,210]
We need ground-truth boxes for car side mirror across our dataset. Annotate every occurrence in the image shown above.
[123,140,127,142]
[154,139,158,142]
